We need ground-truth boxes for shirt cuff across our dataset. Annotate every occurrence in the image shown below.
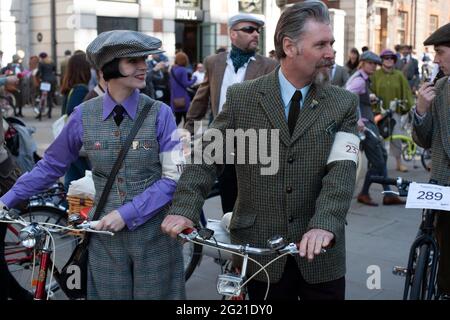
[0,189,18,209]
[413,107,427,125]
[118,201,141,231]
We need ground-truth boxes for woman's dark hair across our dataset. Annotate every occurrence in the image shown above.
[60,52,91,95]
[346,47,360,71]
[101,58,126,81]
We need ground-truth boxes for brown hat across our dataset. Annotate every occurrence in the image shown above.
[424,22,450,46]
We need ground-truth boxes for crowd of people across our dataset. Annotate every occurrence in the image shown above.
[1,0,450,301]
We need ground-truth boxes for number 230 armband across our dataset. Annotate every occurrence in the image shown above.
[326,131,360,165]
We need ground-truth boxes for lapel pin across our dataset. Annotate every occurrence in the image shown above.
[132,141,139,150]
[311,100,319,108]
[94,142,101,150]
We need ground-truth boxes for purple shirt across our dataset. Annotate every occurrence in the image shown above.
[1,89,181,230]
[345,70,369,95]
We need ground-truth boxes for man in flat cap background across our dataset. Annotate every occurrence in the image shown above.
[184,12,278,216]
[413,22,450,299]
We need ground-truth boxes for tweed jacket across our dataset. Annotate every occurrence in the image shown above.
[170,67,359,284]
[184,51,278,134]
[413,77,450,185]
[331,64,349,87]
[396,56,420,89]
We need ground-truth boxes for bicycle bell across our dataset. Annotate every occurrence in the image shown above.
[267,236,286,250]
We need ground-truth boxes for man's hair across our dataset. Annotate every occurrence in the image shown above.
[64,50,72,56]
[274,1,330,60]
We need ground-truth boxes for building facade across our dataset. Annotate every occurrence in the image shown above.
[1,0,281,69]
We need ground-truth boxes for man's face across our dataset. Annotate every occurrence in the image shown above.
[287,20,335,85]
[401,47,409,57]
[434,45,450,76]
[230,21,260,52]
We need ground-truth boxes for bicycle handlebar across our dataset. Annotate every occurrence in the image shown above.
[0,209,113,236]
[370,176,411,186]
[179,227,325,256]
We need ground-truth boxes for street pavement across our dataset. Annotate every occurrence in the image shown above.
[21,105,430,300]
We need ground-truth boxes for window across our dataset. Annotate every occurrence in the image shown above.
[398,11,408,44]
[97,16,138,34]
[429,15,438,35]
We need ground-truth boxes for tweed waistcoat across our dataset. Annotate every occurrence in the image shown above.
[82,94,162,223]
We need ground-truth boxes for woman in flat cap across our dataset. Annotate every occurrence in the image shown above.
[0,30,185,300]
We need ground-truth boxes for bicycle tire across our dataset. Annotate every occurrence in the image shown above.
[409,244,430,300]
[421,149,432,172]
[5,206,77,298]
[402,144,414,162]
[184,241,203,281]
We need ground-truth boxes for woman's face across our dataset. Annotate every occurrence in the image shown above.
[116,57,148,89]
[382,56,396,70]
[350,52,358,63]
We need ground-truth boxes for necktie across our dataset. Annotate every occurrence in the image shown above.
[113,105,125,126]
[288,91,302,136]
[402,57,407,64]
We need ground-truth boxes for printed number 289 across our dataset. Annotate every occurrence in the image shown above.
[417,191,443,201]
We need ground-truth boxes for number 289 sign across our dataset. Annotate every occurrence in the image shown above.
[406,183,450,211]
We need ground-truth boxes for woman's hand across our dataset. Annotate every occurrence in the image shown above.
[95,210,126,232]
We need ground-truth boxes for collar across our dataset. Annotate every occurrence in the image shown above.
[102,89,140,121]
[278,68,310,108]
[226,52,256,65]
[358,69,369,80]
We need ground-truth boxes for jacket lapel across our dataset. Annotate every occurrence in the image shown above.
[244,55,261,81]
[439,78,450,159]
[258,68,291,146]
[212,53,228,115]
[290,84,326,144]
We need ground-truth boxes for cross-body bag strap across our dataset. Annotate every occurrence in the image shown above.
[171,68,189,94]
[90,99,157,224]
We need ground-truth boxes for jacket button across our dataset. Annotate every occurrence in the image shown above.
[287,157,294,164]
[114,131,120,137]
[119,191,126,197]
[286,187,292,193]
[117,177,124,184]
[288,216,294,223]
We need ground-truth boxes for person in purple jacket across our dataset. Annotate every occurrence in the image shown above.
[0,30,185,300]
[169,51,197,125]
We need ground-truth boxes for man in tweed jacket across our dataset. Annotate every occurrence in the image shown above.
[413,22,450,298]
[163,1,359,300]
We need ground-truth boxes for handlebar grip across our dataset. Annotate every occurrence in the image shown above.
[89,221,99,229]
[370,176,399,186]
[181,227,195,235]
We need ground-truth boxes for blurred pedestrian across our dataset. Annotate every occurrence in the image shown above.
[36,52,57,119]
[169,51,197,125]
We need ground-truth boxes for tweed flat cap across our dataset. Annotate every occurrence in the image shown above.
[424,22,450,46]
[360,51,382,65]
[86,30,164,70]
[228,13,265,28]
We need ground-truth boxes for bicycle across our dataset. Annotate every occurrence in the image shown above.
[373,98,422,168]
[180,226,321,300]
[34,82,51,121]
[371,176,444,300]
[4,183,72,295]
[1,207,113,300]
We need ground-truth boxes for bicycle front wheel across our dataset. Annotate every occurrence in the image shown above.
[409,244,432,300]
[5,207,77,298]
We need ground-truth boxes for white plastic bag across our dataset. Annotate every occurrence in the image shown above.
[67,170,96,200]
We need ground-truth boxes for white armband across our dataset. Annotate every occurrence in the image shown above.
[160,148,186,182]
[326,131,360,165]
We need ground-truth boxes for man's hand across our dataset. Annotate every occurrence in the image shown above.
[298,229,334,262]
[416,82,436,116]
[95,210,126,232]
[161,215,194,239]
[357,119,365,132]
